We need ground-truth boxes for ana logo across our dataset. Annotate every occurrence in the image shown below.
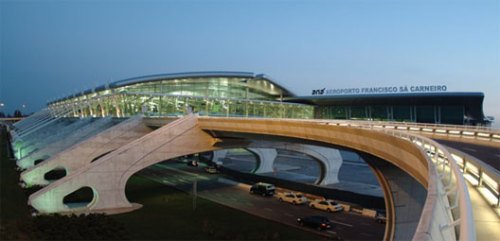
[312,88,326,95]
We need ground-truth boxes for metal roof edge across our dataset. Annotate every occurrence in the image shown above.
[48,71,299,104]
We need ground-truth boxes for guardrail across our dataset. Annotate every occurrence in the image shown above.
[353,119,499,132]
[447,147,500,207]
[315,119,500,143]
[317,118,499,216]
[321,121,475,241]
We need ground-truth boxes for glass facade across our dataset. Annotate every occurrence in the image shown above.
[118,77,283,100]
[49,75,314,119]
[48,73,481,125]
[319,104,465,124]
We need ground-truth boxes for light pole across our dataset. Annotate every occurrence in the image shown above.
[0,103,4,117]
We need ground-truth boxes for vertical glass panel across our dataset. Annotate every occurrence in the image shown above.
[440,106,464,124]
[266,103,280,118]
[416,106,435,123]
[393,106,411,122]
[350,106,366,120]
[322,106,347,119]
[229,101,246,117]
[371,106,387,121]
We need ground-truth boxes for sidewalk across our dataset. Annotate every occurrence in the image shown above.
[466,179,500,240]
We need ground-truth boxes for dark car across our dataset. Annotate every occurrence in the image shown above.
[249,182,275,196]
[297,215,332,231]
[187,160,199,166]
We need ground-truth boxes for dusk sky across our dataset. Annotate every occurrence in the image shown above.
[1,0,499,121]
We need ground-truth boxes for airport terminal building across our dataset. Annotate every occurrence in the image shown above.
[48,71,488,125]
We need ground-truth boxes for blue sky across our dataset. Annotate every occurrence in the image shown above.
[1,0,499,121]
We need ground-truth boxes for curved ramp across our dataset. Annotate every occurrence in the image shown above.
[28,115,454,240]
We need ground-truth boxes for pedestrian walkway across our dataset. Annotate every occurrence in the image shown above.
[465,176,500,241]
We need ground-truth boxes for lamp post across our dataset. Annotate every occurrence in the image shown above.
[0,103,4,118]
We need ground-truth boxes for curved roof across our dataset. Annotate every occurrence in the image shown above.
[49,71,296,104]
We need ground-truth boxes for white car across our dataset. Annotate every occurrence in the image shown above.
[308,199,343,212]
[277,192,308,205]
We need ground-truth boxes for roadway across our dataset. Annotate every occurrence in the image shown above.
[222,151,383,197]
[138,161,385,241]
[434,139,500,170]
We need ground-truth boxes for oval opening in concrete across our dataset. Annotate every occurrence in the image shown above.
[44,167,67,181]
[63,186,94,209]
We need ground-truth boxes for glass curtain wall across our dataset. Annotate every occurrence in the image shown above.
[48,76,314,119]
[116,94,314,119]
[54,93,314,119]
[120,77,278,100]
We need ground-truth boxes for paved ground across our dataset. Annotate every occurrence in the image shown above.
[222,151,383,197]
[434,139,500,170]
[463,173,500,241]
[140,162,385,241]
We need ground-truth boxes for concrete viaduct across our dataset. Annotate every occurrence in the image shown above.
[8,113,500,241]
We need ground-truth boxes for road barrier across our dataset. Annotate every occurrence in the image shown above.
[447,147,500,207]
[379,129,474,241]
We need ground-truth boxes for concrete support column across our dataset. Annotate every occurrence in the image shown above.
[312,146,343,185]
[21,115,151,186]
[245,142,343,185]
[113,95,121,117]
[274,144,342,185]
[17,118,93,166]
[246,148,277,173]
[363,153,427,241]
[98,99,105,117]
[17,117,115,170]
[212,149,228,165]
[29,114,219,214]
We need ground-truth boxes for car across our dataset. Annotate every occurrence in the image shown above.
[250,182,275,196]
[205,166,219,174]
[309,199,343,212]
[297,215,332,231]
[187,160,199,166]
[277,192,308,205]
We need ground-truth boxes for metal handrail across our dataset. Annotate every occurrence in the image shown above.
[386,130,475,241]
[317,119,475,240]
[447,147,500,207]
[339,119,500,132]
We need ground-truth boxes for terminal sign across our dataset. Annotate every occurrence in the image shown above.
[311,85,447,96]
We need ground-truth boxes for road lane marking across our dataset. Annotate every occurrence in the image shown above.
[156,164,209,180]
[463,147,476,152]
[284,212,293,217]
[264,208,273,212]
[331,220,353,227]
